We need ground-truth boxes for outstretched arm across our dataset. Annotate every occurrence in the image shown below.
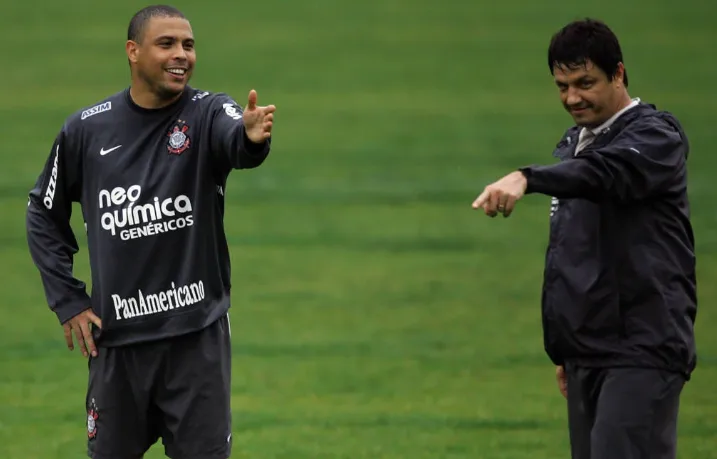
[519,118,686,202]
[472,117,687,217]
[210,89,275,174]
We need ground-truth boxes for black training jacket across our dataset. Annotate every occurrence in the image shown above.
[26,86,271,347]
[520,102,697,378]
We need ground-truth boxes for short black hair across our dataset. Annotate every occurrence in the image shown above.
[127,5,186,43]
[547,18,628,87]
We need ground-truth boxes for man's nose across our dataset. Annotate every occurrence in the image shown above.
[172,44,187,61]
[566,87,582,106]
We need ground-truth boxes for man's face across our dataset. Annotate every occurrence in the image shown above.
[553,60,624,128]
[128,16,196,101]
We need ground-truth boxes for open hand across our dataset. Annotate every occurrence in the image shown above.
[471,171,528,217]
[242,89,275,143]
[63,308,102,358]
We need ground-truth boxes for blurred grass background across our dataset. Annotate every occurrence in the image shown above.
[0,1,715,458]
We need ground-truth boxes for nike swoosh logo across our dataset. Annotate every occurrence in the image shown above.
[100,145,122,156]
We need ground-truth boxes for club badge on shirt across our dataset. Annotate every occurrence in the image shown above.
[167,120,191,155]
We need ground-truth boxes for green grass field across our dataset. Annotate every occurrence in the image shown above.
[1,1,716,458]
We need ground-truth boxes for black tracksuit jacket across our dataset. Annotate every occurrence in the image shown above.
[520,102,697,378]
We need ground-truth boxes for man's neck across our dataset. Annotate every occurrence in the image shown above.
[613,91,633,114]
[584,91,635,131]
[129,83,182,110]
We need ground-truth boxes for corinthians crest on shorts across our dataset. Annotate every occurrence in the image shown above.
[87,397,99,439]
[167,120,191,155]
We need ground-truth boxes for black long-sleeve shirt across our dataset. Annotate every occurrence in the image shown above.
[26,86,271,347]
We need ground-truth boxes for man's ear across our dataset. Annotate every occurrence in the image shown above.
[614,62,625,87]
[126,40,140,64]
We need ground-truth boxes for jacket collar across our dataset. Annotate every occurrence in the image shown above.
[552,101,657,160]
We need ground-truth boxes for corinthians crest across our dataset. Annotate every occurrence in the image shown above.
[87,398,99,439]
[167,120,191,155]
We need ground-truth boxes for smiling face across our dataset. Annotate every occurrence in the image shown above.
[126,16,196,105]
[553,59,626,128]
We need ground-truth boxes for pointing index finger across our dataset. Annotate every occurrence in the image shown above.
[472,189,490,209]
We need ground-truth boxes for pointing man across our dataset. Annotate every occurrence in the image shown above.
[472,18,697,459]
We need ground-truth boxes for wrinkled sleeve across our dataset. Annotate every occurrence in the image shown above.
[520,118,687,202]
[207,94,271,176]
[26,124,90,324]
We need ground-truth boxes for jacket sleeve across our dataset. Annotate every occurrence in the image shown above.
[208,94,271,176]
[519,117,686,202]
[26,124,90,324]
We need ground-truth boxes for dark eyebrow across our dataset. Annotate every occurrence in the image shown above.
[154,36,194,44]
[555,75,593,87]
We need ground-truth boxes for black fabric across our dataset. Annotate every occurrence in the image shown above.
[566,364,685,459]
[86,315,232,459]
[520,103,696,378]
[26,85,270,347]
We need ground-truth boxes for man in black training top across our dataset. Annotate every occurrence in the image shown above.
[471,18,696,459]
[26,5,275,459]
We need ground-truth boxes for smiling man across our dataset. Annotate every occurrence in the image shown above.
[471,18,696,459]
[26,5,275,459]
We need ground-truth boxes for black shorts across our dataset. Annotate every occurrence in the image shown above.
[85,314,232,459]
[565,364,685,459]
